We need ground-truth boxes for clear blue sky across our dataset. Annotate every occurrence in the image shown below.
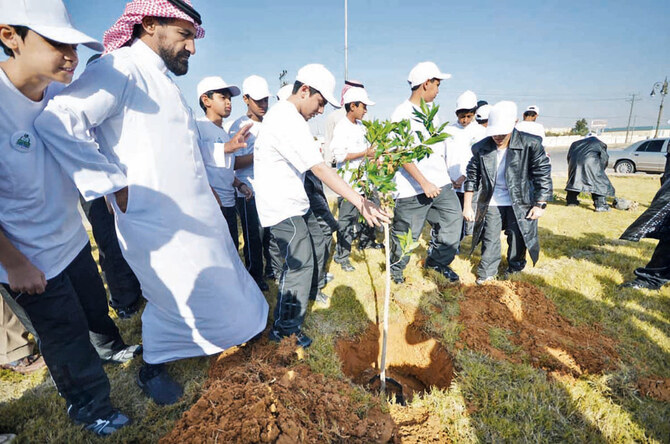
[37,1,670,132]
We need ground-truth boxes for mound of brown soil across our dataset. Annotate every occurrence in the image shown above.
[638,377,670,402]
[456,281,619,375]
[161,337,397,444]
[336,320,454,402]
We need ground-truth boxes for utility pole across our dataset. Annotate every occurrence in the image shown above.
[344,0,348,80]
[650,77,668,139]
[624,94,637,143]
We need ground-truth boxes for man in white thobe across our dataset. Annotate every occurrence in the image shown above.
[35,0,268,405]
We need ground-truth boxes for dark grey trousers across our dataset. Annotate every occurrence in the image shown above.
[3,243,125,423]
[235,196,264,281]
[269,212,322,335]
[390,184,462,279]
[478,205,527,279]
[334,197,377,263]
[220,205,239,251]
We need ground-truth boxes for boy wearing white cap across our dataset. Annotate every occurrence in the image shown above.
[389,62,463,284]
[0,0,138,435]
[476,104,491,127]
[447,90,486,216]
[254,64,388,348]
[463,101,552,284]
[196,76,253,255]
[228,75,270,290]
[516,105,546,142]
[331,87,382,271]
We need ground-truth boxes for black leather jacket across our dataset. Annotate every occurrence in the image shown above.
[464,129,553,264]
[565,136,615,197]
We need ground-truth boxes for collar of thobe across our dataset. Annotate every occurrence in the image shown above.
[129,39,169,75]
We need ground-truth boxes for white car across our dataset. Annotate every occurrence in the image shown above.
[608,138,669,174]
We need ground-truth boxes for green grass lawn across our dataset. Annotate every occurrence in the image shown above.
[1,175,668,443]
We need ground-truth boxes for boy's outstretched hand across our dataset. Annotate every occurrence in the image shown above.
[225,123,253,153]
[358,199,391,227]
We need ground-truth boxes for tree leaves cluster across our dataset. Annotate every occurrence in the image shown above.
[339,99,450,209]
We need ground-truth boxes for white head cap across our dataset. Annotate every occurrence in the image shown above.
[197,76,240,100]
[242,75,270,100]
[276,84,292,101]
[456,90,477,111]
[342,87,375,106]
[295,63,340,107]
[407,61,451,88]
[486,101,518,136]
[525,105,540,115]
[0,0,103,51]
[476,104,492,121]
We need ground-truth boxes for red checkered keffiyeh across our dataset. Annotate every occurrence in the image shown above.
[103,0,205,54]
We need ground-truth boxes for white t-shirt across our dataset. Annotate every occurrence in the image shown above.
[253,100,323,227]
[391,100,449,198]
[489,148,512,206]
[196,117,236,207]
[446,121,487,192]
[331,117,368,191]
[0,69,88,282]
[229,115,261,194]
[515,121,545,142]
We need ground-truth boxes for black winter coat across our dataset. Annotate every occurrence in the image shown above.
[621,155,670,242]
[464,130,553,264]
[565,136,615,197]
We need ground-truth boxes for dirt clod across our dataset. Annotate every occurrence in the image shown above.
[638,377,670,402]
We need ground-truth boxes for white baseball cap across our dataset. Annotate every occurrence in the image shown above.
[456,90,477,111]
[0,0,103,51]
[197,76,241,99]
[276,84,293,101]
[407,61,451,88]
[342,87,375,106]
[242,75,270,100]
[525,105,540,115]
[476,104,491,120]
[486,101,518,136]
[295,63,340,107]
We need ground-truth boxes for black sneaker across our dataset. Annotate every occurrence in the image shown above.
[115,302,140,319]
[594,206,610,212]
[255,279,269,292]
[103,344,142,364]
[392,274,405,284]
[137,364,183,405]
[82,410,131,436]
[268,330,313,348]
[425,263,460,282]
[359,242,384,251]
[620,279,661,290]
[338,261,355,272]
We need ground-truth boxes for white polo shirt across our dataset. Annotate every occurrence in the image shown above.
[0,69,88,283]
[228,115,261,194]
[391,100,449,198]
[515,120,546,142]
[253,100,323,227]
[331,117,368,191]
[196,117,236,207]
